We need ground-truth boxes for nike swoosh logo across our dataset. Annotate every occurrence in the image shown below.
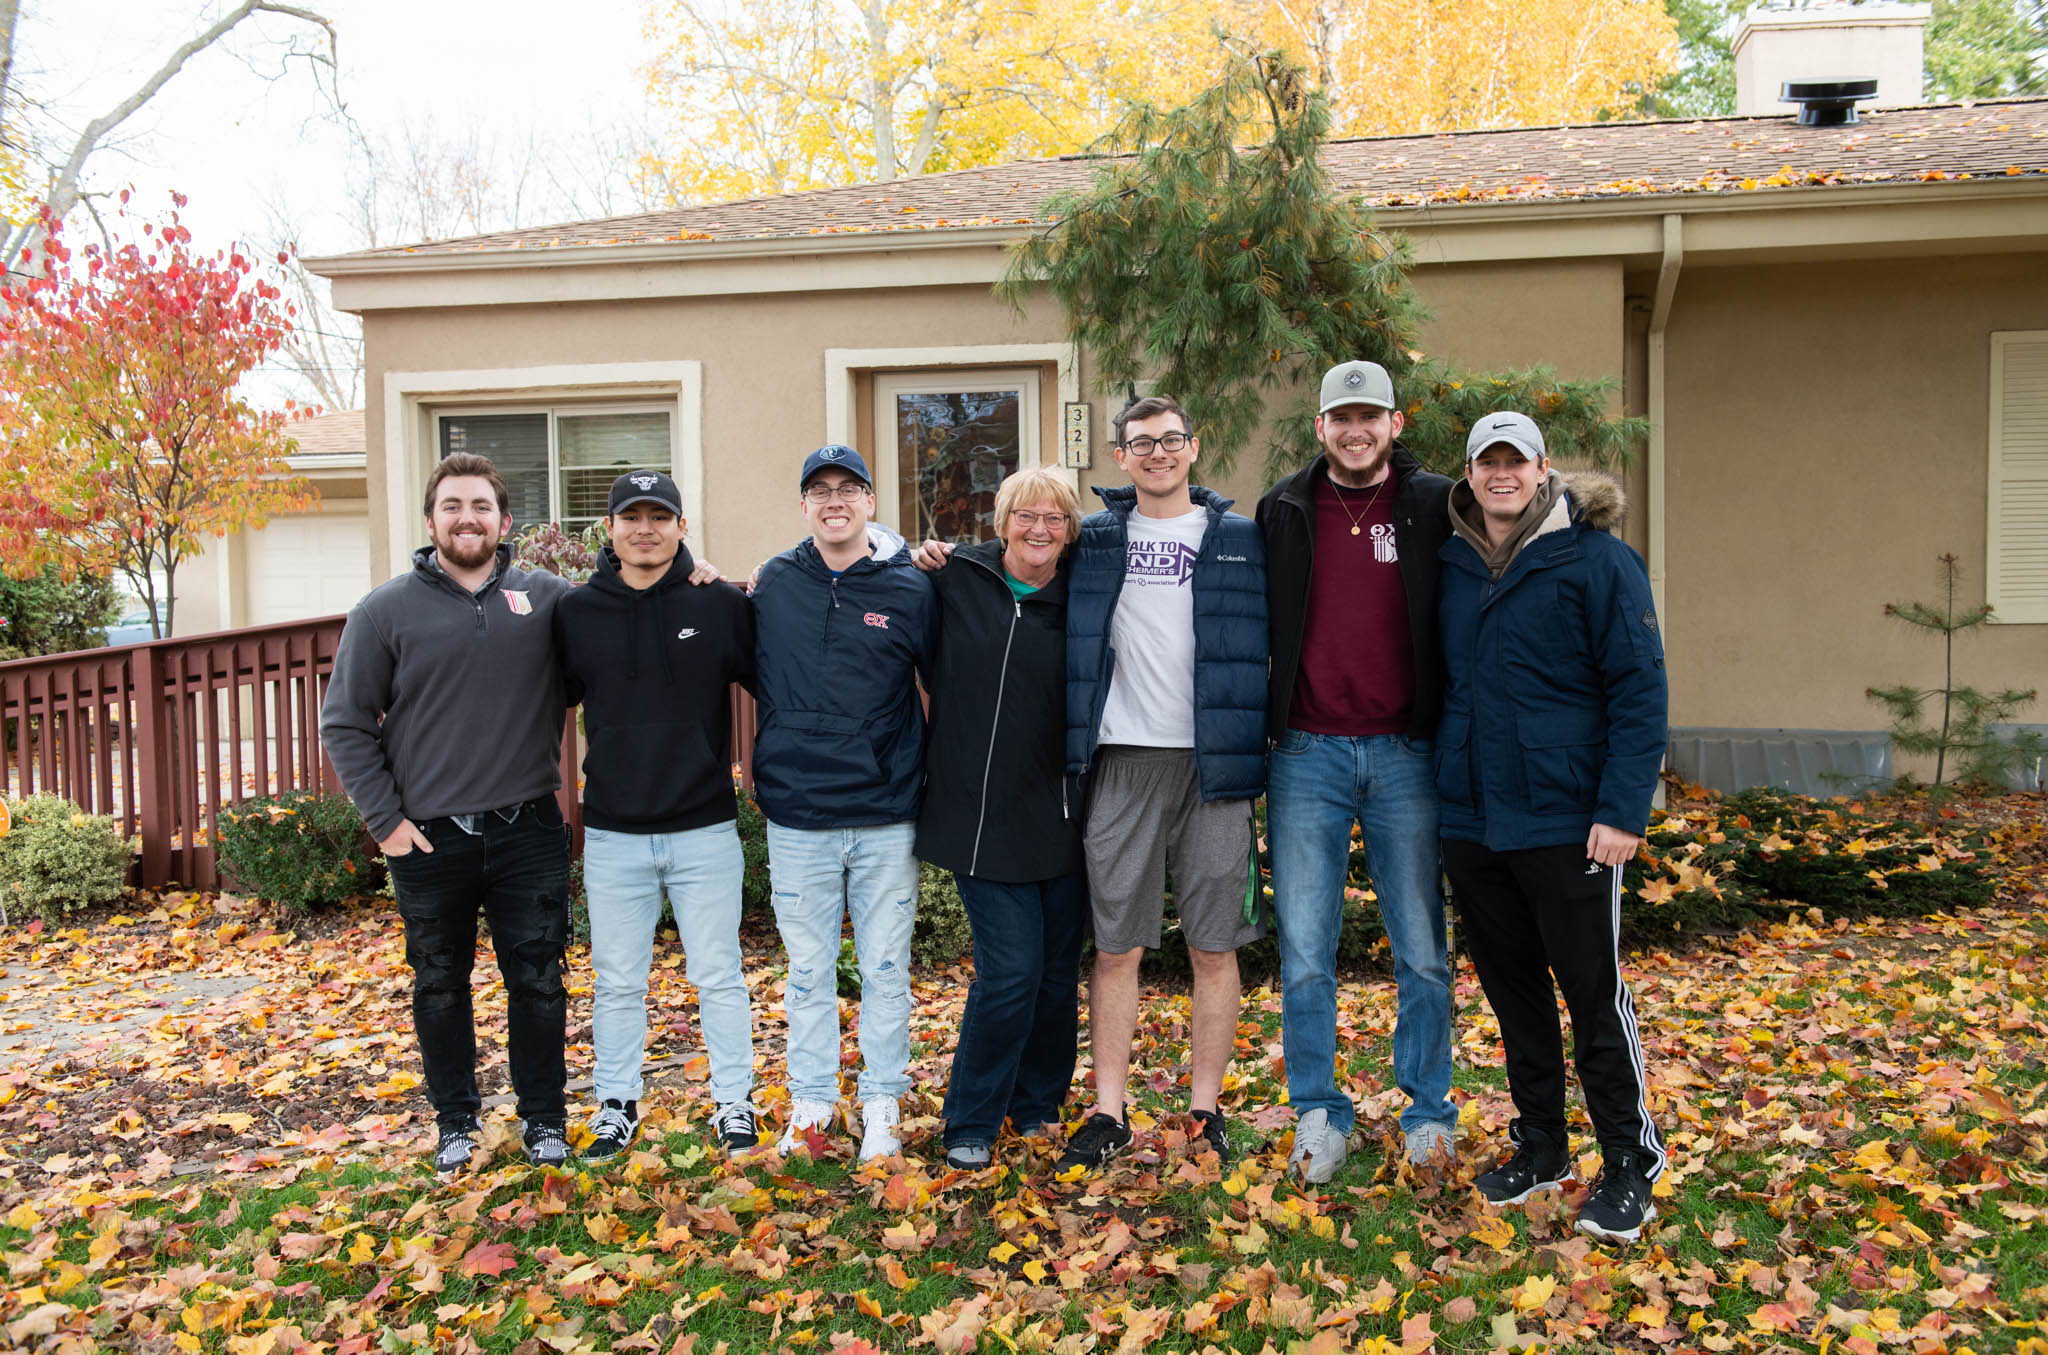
[676,628,698,640]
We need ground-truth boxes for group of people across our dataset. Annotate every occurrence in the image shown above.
[319,358,1670,1243]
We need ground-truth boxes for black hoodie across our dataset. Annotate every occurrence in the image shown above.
[553,543,755,834]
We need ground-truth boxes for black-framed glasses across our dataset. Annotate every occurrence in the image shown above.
[1121,433,1192,455]
[802,482,872,503]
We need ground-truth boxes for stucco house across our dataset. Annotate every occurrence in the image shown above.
[305,30,2048,788]
[176,407,372,636]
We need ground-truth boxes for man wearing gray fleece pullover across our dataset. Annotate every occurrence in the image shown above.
[319,453,575,1173]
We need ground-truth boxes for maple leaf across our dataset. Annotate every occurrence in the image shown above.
[460,1242,518,1279]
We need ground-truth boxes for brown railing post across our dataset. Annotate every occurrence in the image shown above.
[131,644,171,887]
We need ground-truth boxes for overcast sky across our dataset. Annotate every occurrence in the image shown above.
[23,0,658,255]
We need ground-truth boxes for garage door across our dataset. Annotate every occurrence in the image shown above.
[247,513,371,624]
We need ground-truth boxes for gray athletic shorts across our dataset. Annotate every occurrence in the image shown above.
[1083,745,1264,954]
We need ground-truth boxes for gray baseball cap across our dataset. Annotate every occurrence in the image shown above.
[1318,360,1396,414]
[1466,411,1547,463]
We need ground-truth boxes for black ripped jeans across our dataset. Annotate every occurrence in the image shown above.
[386,798,571,1129]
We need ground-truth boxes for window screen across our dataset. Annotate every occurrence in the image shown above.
[559,412,671,533]
[438,413,549,527]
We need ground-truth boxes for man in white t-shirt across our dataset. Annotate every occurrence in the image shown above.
[1056,395,1270,1172]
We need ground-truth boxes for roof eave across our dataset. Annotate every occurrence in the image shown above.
[304,176,2048,281]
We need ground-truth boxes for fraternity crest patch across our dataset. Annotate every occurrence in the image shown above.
[503,590,533,616]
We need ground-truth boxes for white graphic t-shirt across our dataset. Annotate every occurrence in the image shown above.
[1097,505,1207,748]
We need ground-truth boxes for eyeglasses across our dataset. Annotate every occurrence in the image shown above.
[1010,511,1069,530]
[1121,433,1192,455]
[802,482,872,503]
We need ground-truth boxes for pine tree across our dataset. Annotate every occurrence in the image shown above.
[1000,48,1647,483]
[1867,553,2044,790]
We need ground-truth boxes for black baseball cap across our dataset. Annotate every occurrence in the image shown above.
[799,444,874,490]
[607,469,683,516]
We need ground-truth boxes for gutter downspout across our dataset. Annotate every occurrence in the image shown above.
[1647,214,1683,631]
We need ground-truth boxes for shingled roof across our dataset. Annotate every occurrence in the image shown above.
[349,99,2048,259]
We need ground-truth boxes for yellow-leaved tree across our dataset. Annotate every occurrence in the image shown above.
[639,0,1222,201]
[1248,0,1680,136]
[639,0,1680,205]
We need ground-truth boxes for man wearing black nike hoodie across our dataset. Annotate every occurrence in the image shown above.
[553,471,760,1162]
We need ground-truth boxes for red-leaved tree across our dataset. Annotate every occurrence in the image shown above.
[0,194,315,639]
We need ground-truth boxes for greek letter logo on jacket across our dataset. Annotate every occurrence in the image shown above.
[863,612,890,629]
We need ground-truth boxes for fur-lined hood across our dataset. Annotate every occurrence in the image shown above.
[1447,468,1627,578]
[1560,470,1625,533]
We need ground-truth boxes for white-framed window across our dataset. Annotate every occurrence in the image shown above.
[435,404,673,537]
[1990,332,2048,624]
[874,369,1040,543]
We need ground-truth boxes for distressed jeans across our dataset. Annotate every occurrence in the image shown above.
[765,820,918,1103]
[582,821,754,1108]
[1268,731,1455,1135]
[384,798,571,1129]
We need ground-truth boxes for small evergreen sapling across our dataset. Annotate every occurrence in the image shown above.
[1867,553,2044,790]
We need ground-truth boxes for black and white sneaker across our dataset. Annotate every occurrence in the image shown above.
[434,1117,482,1175]
[1576,1149,1659,1242]
[1055,1112,1132,1172]
[523,1119,571,1168]
[1190,1109,1232,1166]
[1475,1122,1571,1206]
[582,1099,639,1162]
[714,1100,761,1155]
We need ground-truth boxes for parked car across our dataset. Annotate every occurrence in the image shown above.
[105,602,164,647]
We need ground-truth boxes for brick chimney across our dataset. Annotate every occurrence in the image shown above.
[1733,3,1929,116]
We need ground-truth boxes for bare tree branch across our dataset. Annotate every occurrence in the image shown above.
[2,0,339,277]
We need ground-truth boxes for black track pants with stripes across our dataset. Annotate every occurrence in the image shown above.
[1442,837,1666,1176]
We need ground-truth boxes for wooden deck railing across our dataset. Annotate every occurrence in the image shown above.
[0,616,691,890]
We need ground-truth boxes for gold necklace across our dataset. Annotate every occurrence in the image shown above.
[1330,474,1388,536]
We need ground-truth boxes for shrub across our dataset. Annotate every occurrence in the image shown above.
[912,864,975,970]
[0,794,133,922]
[214,790,380,910]
[736,791,772,915]
[512,521,606,584]
[0,567,121,661]
[1622,787,1995,941]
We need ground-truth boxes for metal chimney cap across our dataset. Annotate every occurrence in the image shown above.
[1780,77,1882,125]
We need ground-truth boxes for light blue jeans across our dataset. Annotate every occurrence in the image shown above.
[765,819,918,1103]
[583,822,753,1107]
[1268,730,1455,1135]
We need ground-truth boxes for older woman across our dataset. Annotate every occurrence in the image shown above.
[915,466,1087,1170]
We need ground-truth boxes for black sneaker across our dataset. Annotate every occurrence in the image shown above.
[582,1099,639,1162]
[1576,1149,1659,1242]
[1055,1112,1132,1172]
[523,1119,570,1168]
[714,1100,761,1155]
[1190,1109,1232,1166]
[434,1117,482,1175]
[1475,1122,1571,1206]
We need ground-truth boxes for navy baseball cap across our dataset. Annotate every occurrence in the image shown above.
[608,469,683,515]
[799,444,873,490]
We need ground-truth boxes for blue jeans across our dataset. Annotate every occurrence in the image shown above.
[766,820,918,1102]
[942,870,1088,1147]
[582,821,753,1108]
[1268,730,1454,1134]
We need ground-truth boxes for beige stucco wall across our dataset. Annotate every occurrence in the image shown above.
[353,242,2046,737]
[1662,253,2048,730]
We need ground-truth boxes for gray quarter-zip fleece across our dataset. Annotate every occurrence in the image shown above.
[320,543,572,840]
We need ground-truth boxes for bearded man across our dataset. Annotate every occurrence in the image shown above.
[321,452,577,1174]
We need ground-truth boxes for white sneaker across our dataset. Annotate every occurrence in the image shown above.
[776,1097,837,1154]
[1404,1120,1457,1165]
[858,1097,902,1162]
[1289,1108,1350,1184]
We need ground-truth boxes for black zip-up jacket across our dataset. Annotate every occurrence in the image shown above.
[1256,447,1455,743]
[914,540,1081,883]
[553,543,755,834]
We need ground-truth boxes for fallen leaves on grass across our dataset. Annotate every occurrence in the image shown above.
[0,796,2041,1352]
